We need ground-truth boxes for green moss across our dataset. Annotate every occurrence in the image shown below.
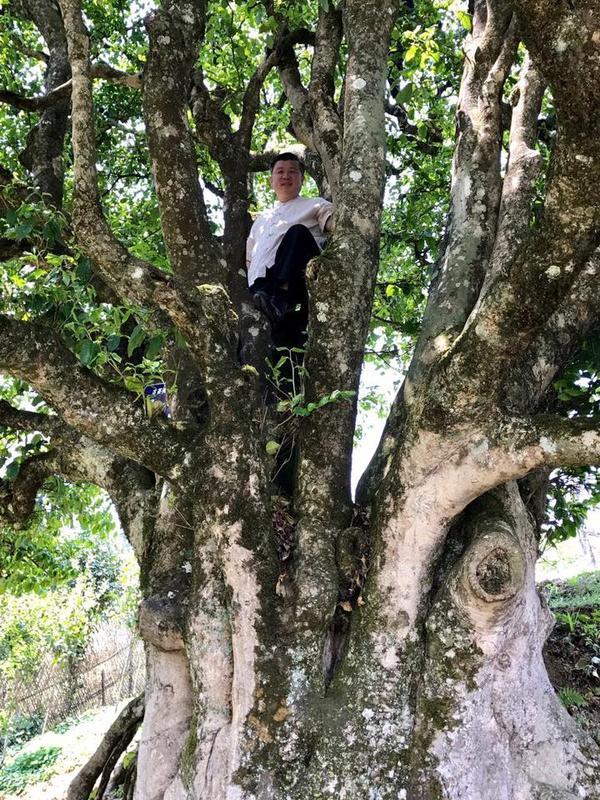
[179,720,198,787]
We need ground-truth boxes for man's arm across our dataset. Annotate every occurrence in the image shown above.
[316,198,334,234]
[246,223,255,270]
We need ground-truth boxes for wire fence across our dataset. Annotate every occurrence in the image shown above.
[0,621,145,732]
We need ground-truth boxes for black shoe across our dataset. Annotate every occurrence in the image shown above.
[253,290,285,323]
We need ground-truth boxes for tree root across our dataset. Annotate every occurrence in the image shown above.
[67,694,144,800]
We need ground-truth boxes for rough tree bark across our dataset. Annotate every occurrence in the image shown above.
[1,0,600,798]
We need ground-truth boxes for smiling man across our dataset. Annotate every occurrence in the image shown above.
[246,153,334,338]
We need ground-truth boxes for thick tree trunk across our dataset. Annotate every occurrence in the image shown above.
[131,480,599,800]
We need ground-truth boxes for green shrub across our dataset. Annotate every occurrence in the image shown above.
[0,712,44,749]
[0,745,61,795]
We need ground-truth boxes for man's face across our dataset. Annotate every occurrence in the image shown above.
[270,160,304,203]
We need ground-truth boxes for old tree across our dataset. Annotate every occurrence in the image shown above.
[1,0,600,796]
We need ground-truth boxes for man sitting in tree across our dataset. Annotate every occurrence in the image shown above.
[246,152,334,344]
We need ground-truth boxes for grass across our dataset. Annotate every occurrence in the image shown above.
[0,745,61,796]
[0,702,134,800]
[542,570,600,746]
[543,570,600,610]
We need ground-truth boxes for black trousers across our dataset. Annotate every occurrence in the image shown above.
[249,223,320,347]
[249,224,321,495]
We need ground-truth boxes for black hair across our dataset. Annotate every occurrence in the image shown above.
[270,152,305,175]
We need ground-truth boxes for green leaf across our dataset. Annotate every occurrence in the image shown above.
[14,220,34,240]
[124,376,144,394]
[265,440,280,455]
[76,258,92,283]
[145,335,164,361]
[456,11,472,32]
[127,324,146,357]
[106,333,121,352]
[404,44,419,63]
[6,461,20,480]
[395,82,413,106]
[79,340,98,366]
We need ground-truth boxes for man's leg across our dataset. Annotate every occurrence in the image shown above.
[271,224,320,321]
[250,224,320,328]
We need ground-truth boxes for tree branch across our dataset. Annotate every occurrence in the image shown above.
[58,0,240,382]
[485,50,545,284]
[411,0,516,373]
[0,315,190,480]
[190,74,238,166]
[0,63,142,112]
[307,4,343,198]
[442,2,600,397]
[0,451,53,528]
[143,1,225,287]
[57,0,170,304]
[0,398,157,553]
[237,44,280,151]
[11,0,71,206]
[504,249,600,413]
[0,400,64,437]
[504,413,600,473]
[277,38,315,151]
[296,0,399,523]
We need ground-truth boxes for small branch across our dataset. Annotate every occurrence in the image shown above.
[486,50,545,282]
[0,62,141,112]
[508,413,600,472]
[191,74,237,164]
[277,38,315,151]
[0,398,156,553]
[0,400,64,437]
[237,43,281,151]
[11,0,72,206]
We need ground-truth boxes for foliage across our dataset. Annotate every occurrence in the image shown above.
[545,571,600,607]
[0,712,43,750]
[0,477,118,595]
[0,541,139,683]
[0,0,595,547]
[0,745,61,795]
[558,687,588,711]
[267,347,355,417]
[542,573,600,743]
[544,331,600,546]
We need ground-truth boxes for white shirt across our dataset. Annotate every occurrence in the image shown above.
[246,195,333,287]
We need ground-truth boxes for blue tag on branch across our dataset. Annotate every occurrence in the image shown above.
[144,382,171,418]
